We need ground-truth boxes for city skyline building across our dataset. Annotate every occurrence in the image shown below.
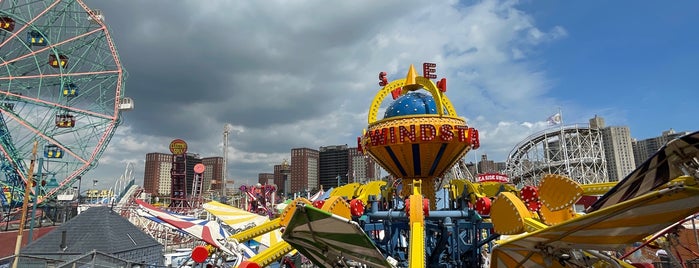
[273,160,291,197]
[143,152,223,200]
[633,128,690,166]
[291,148,320,194]
[319,145,350,190]
[349,147,379,184]
[258,173,274,185]
[201,156,223,194]
[591,115,636,181]
[477,154,499,174]
[143,125,690,195]
[143,152,172,197]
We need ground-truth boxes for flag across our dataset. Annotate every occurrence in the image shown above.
[547,113,561,125]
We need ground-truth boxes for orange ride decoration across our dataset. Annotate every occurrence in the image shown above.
[359,63,479,207]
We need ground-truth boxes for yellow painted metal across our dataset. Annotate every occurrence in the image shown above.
[403,64,420,91]
[366,116,470,180]
[408,181,425,268]
[538,174,584,211]
[329,182,360,199]
[245,240,294,268]
[677,175,698,186]
[491,186,699,267]
[367,66,457,124]
[229,218,281,243]
[320,195,352,219]
[367,78,404,124]
[460,180,519,204]
[278,198,312,227]
[449,179,467,202]
[354,180,386,204]
[523,217,549,233]
[538,202,577,226]
[490,192,531,235]
[461,180,482,205]
[581,182,618,195]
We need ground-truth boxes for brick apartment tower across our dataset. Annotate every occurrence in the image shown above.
[258,173,274,185]
[143,153,173,198]
[201,156,224,194]
[291,148,319,194]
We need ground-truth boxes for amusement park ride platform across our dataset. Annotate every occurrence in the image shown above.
[134,63,699,268]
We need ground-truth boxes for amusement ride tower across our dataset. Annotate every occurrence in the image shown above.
[360,63,479,205]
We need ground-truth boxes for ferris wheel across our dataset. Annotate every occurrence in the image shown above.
[0,0,130,207]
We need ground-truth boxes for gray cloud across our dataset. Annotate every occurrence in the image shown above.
[81,0,572,188]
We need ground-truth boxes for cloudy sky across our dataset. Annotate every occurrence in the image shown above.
[80,0,697,189]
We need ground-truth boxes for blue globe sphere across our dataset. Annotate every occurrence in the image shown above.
[383,92,437,119]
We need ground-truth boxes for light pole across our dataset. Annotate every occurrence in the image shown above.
[222,124,232,199]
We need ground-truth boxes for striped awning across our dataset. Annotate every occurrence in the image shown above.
[203,201,282,247]
[282,203,392,268]
[491,186,699,268]
[588,130,699,212]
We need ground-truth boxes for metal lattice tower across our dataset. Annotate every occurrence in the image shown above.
[223,124,232,198]
[506,124,609,186]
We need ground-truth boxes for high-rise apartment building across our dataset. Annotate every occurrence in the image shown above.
[348,147,379,183]
[461,154,506,178]
[144,153,223,199]
[291,148,319,193]
[143,153,173,197]
[274,160,291,197]
[590,116,636,181]
[319,145,350,190]
[633,129,690,165]
[258,173,274,185]
[201,156,223,193]
[477,154,498,174]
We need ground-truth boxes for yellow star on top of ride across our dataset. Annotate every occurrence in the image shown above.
[359,63,480,209]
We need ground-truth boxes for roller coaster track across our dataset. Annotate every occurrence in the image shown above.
[506,124,608,186]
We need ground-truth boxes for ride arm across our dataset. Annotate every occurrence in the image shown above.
[581,182,618,195]
[239,241,294,268]
[229,218,281,243]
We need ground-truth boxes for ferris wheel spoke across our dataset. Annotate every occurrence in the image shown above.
[0,26,103,69]
[0,69,119,81]
[0,109,88,164]
[0,0,60,49]
[0,91,115,120]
